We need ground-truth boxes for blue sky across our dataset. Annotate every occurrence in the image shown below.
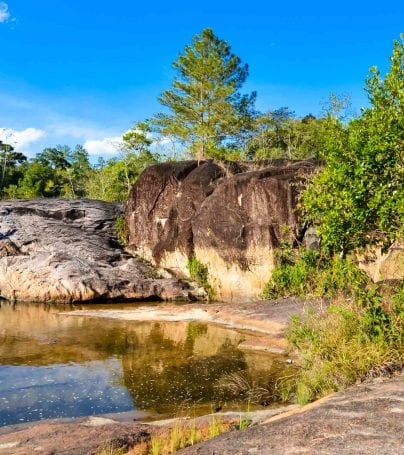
[0,1,402,158]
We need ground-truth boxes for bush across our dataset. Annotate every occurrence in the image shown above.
[262,246,368,299]
[115,215,129,246]
[186,256,214,299]
[286,283,403,404]
[300,36,403,255]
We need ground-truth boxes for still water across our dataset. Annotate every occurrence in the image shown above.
[0,302,294,426]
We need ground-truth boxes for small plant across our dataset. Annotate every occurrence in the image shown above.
[115,215,129,246]
[96,444,127,455]
[208,416,224,438]
[150,437,162,455]
[186,255,215,299]
[238,400,251,430]
[130,416,231,455]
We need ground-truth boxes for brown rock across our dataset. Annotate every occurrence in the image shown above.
[357,241,404,283]
[125,159,316,302]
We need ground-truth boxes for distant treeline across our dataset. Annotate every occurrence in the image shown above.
[0,108,328,202]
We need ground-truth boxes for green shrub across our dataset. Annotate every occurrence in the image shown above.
[262,246,368,299]
[285,284,403,404]
[115,215,129,246]
[300,36,403,255]
[187,256,215,299]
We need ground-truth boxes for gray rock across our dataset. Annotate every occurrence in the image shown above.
[0,199,205,303]
[179,373,404,455]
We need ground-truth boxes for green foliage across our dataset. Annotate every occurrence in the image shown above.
[0,140,27,196]
[151,28,256,159]
[262,246,368,299]
[144,416,229,455]
[85,149,157,202]
[246,109,324,160]
[1,137,157,202]
[301,36,404,254]
[114,215,129,246]
[186,256,214,299]
[1,144,92,199]
[286,284,403,404]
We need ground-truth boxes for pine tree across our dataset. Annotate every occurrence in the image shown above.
[152,28,256,159]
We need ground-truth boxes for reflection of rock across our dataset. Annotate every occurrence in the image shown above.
[0,304,291,421]
[0,199,205,303]
[126,160,316,302]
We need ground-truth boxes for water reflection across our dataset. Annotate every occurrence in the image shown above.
[0,302,293,426]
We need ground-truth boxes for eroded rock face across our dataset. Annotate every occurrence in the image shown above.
[0,199,205,303]
[357,242,404,283]
[126,160,316,302]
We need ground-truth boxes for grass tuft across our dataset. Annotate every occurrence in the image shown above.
[285,283,403,404]
[186,256,215,299]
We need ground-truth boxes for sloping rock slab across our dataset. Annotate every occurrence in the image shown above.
[0,418,151,455]
[0,199,204,303]
[179,373,404,455]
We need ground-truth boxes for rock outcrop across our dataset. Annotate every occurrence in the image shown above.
[179,373,404,455]
[357,241,404,283]
[0,199,205,303]
[126,159,316,302]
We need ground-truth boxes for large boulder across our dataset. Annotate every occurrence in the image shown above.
[126,160,316,302]
[0,199,205,303]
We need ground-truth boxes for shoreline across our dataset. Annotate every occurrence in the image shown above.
[63,297,308,354]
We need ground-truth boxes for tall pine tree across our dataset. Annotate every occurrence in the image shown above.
[152,28,256,159]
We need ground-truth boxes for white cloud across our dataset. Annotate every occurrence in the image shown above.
[83,136,123,155]
[49,121,114,140]
[0,2,10,23]
[0,127,46,152]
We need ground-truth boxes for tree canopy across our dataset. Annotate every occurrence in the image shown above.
[301,35,403,254]
[151,28,256,159]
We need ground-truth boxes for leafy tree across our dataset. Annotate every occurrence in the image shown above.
[152,28,256,159]
[0,141,27,194]
[85,127,158,202]
[246,109,323,160]
[122,121,153,152]
[14,160,57,198]
[301,36,404,255]
[63,145,92,198]
[36,145,71,170]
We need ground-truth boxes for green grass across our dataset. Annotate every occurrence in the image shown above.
[115,215,129,246]
[262,244,403,405]
[285,282,403,404]
[262,246,368,299]
[129,415,229,455]
[186,256,215,299]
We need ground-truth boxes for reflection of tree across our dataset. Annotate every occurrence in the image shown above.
[121,325,247,413]
[0,305,290,416]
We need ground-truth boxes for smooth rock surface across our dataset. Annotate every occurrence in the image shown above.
[0,419,151,455]
[179,373,404,455]
[0,199,205,303]
[126,159,316,302]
